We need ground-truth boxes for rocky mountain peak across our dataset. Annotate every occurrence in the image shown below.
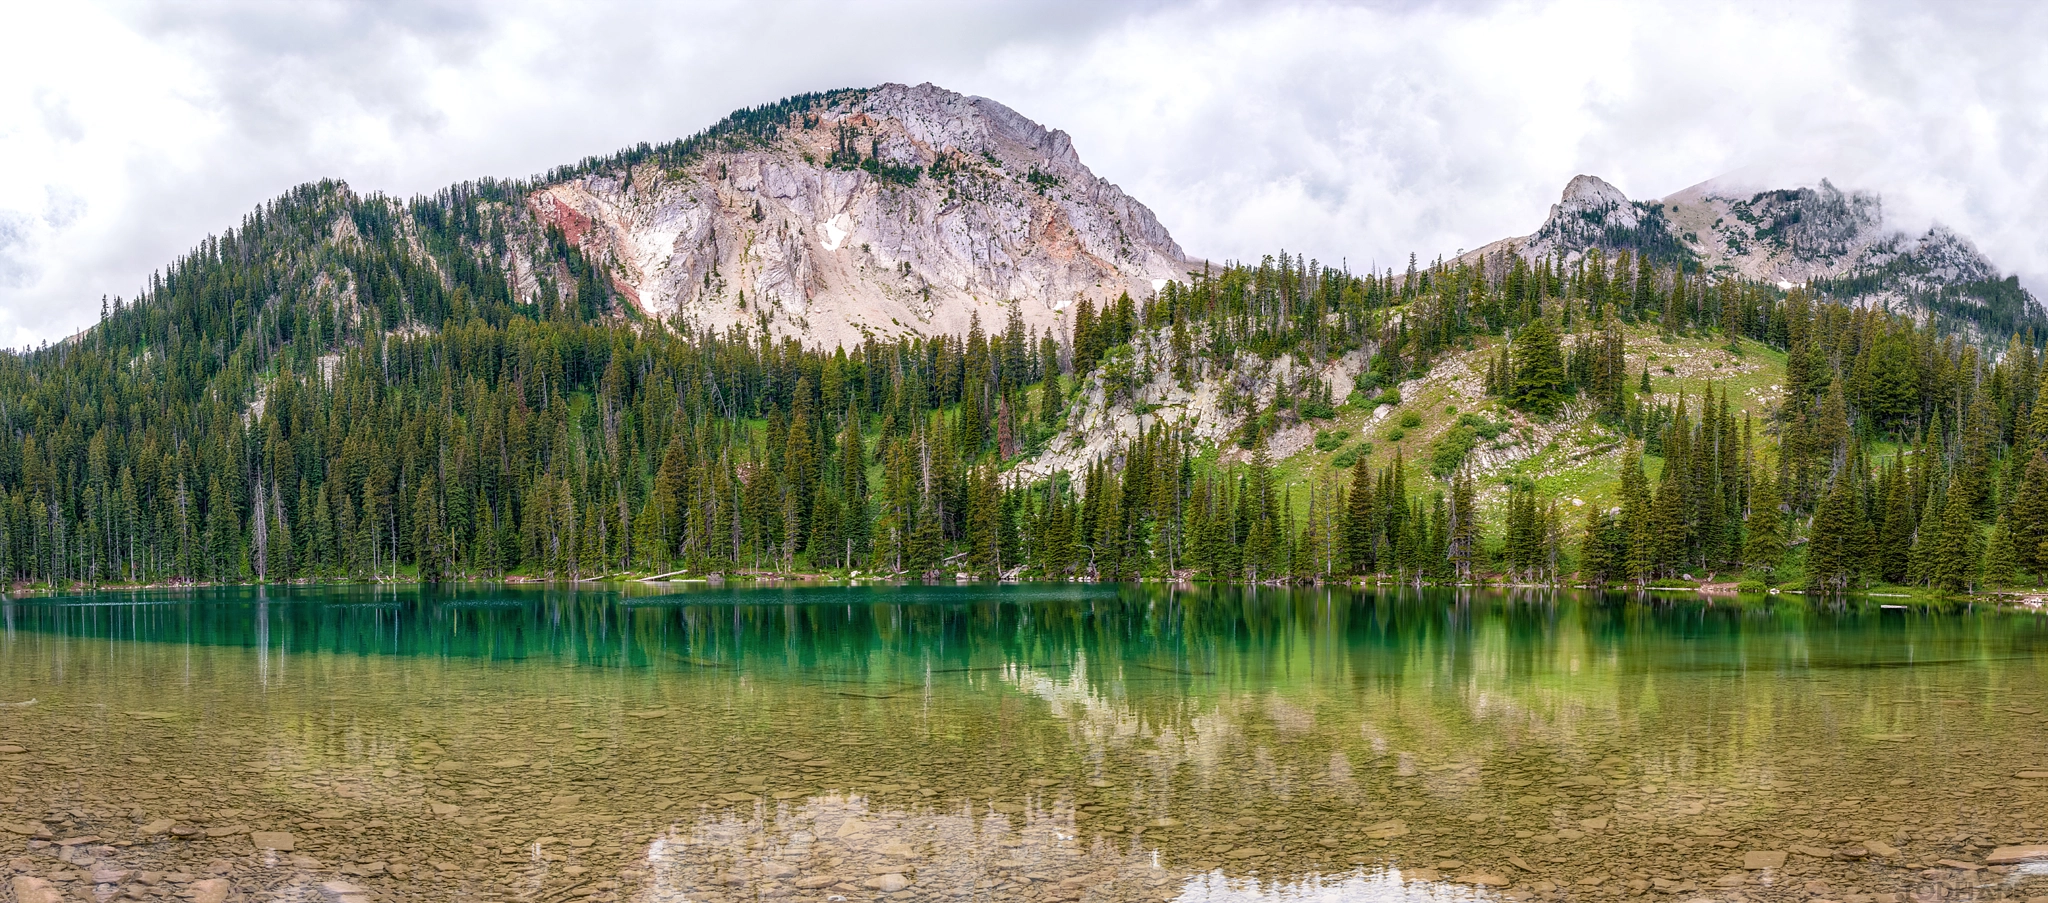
[1558,174,1632,210]
[1520,174,1658,262]
[858,83,1085,174]
[525,83,1192,348]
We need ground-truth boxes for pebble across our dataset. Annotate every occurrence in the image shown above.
[189,877,230,903]
[252,831,295,851]
[9,877,61,903]
[866,873,911,892]
[1366,819,1408,839]
[1988,844,2048,864]
[322,880,374,903]
[1743,850,1787,869]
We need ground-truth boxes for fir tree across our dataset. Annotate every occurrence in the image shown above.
[1926,485,1982,594]
[1743,473,1784,577]
[1508,318,1567,415]
[1985,516,2021,587]
[1805,475,1858,594]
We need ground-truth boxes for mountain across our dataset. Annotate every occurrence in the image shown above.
[14,82,2048,594]
[1468,174,2042,339]
[530,83,1191,346]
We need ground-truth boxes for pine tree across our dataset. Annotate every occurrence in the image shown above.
[1876,459,1916,584]
[1343,455,1375,574]
[413,477,446,583]
[1985,516,2021,587]
[1579,508,1621,585]
[1447,471,1477,580]
[966,466,1000,576]
[1805,476,1857,594]
[2010,453,2048,578]
[1927,485,1982,594]
[1743,473,1784,578]
[1509,318,1567,415]
[1619,445,1654,583]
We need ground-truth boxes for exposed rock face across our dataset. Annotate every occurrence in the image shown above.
[529,83,1193,347]
[1522,175,1650,259]
[1468,174,2037,336]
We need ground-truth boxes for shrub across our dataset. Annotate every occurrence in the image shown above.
[1314,429,1352,452]
[1458,413,1507,440]
[1385,428,1406,442]
[1736,579,1767,594]
[1429,426,1477,478]
[1300,398,1337,420]
[1331,443,1371,469]
[1399,412,1422,428]
[1099,345,1138,403]
[1373,389,1402,407]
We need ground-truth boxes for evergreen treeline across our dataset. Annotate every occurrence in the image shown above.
[0,175,2042,594]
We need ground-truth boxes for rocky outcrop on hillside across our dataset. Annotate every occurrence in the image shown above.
[1007,327,1371,487]
[1467,175,2039,338]
[526,83,1194,347]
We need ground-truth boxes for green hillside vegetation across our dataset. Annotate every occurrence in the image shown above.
[0,94,2037,595]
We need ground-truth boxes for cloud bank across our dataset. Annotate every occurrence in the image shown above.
[0,0,2043,344]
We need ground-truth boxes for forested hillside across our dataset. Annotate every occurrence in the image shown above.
[0,166,2038,598]
[0,83,2044,594]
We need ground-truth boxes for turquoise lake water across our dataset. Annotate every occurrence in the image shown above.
[1,584,2046,902]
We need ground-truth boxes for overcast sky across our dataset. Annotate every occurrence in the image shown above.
[1,0,2043,346]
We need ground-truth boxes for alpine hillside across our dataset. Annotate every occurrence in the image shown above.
[0,84,2045,597]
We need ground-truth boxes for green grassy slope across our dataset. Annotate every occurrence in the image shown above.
[1273,327,1788,520]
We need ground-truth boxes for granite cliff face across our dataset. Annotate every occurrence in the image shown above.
[1469,175,2038,337]
[526,83,1193,347]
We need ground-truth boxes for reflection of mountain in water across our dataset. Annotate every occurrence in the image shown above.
[4,585,2048,902]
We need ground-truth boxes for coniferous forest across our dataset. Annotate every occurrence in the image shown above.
[1,177,2044,595]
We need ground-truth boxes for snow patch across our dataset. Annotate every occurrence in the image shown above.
[1151,278,1168,292]
[819,214,851,252]
[1776,280,1794,290]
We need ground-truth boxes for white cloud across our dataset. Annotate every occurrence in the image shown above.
[0,0,2044,345]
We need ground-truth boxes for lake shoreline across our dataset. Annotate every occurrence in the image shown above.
[9,572,2048,610]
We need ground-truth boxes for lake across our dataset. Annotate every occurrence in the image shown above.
[1,584,2046,903]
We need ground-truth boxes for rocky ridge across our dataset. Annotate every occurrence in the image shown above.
[1466,175,2039,337]
[528,83,1194,348]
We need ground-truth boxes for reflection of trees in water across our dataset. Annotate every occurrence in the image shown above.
[10,584,2048,686]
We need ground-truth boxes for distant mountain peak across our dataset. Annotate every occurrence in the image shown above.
[1559,174,1631,209]
[1468,173,2039,339]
